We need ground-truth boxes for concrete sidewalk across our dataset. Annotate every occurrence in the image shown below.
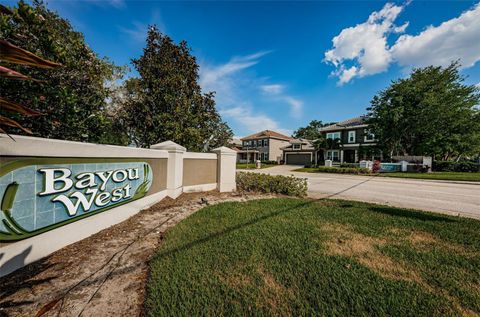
[242,165,480,219]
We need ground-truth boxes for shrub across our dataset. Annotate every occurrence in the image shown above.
[313,166,371,174]
[236,172,307,197]
[340,163,359,168]
[261,160,278,165]
[372,160,381,173]
[433,161,480,172]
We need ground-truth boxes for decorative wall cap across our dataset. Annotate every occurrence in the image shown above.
[150,140,186,152]
[212,146,237,154]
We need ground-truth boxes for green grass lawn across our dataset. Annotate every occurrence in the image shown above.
[145,198,480,316]
[236,163,276,169]
[379,172,480,182]
[295,167,480,182]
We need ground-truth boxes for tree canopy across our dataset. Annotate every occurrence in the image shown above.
[292,120,336,140]
[367,62,480,160]
[120,26,232,150]
[0,0,125,144]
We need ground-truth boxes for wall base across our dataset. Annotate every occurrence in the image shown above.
[0,190,168,277]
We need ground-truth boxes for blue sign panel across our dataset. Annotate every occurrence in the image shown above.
[0,159,153,241]
[380,163,401,172]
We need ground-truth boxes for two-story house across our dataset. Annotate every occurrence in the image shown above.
[319,116,379,163]
[235,130,293,163]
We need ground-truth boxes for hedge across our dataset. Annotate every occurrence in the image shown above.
[236,172,308,197]
[313,166,371,174]
[433,161,480,172]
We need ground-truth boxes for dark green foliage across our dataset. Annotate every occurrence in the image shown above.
[293,120,338,151]
[0,1,126,144]
[145,198,480,316]
[236,172,307,197]
[433,161,480,173]
[292,120,334,140]
[367,62,480,160]
[121,26,232,150]
[340,163,358,168]
[297,166,371,174]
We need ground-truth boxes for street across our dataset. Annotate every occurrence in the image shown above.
[245,165,480,219]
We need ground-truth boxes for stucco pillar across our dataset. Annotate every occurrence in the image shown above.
[212,146,237,192]
[340,150,344,163]
[151,140,186,198]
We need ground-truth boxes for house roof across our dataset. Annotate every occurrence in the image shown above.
[281,138,315,150]
[241,130,293,141]
[229,138,242,146]
[320,116,369,132]
[290,138,312,145]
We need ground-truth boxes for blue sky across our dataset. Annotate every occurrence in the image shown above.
[6,0,480,137]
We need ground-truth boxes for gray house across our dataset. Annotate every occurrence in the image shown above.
[280,116,381,166]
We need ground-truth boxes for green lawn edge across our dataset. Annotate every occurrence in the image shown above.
[236,163,277,170]
[294,168,480,182]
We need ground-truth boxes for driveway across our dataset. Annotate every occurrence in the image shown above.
[243,165,480,219]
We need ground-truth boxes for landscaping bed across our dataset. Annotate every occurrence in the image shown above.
[294,167,480,182]
[236,163,276,170]
[146,198,480,316]
[0,191,274,317]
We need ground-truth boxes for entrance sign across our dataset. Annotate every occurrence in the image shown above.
[0,159,152,241]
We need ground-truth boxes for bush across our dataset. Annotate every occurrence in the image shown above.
[340,163,359,168]
[261,160,277,165]
[236,172,307,197]
[433,161,480,172]
[313,166,371,174]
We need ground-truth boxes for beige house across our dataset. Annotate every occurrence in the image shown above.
[234,130,293,163]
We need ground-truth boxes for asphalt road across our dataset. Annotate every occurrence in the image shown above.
[244,165,480,220]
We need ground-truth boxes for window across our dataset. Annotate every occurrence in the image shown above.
[292,144,301,150]
[264,139,269,147]
[326,150,340,162]
[364,129,375,142]
[348,131,356,143]
[326,132,341,140]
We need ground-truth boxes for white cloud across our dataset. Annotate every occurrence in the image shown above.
[107,0,125,8]
[200,51,271,90]
[324,2,407,84]
[120,10,166,42]
[220,106,282,134]
[260,84,285,94]
[391,3,480,70]
[284,97,303,118]
[324,2,480,84]
[200,51,303,134]
[87,0,125,9]
[259,84,303,116]
[200,51,285,134]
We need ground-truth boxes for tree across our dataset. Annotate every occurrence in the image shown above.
[121,26,232,150]
[0,0,125,144]
[367,62,480,160]
[292,120,336,140]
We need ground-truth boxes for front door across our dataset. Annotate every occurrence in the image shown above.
[344,150,356,163]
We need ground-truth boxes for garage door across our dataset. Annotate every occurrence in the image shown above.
[286,153,311,165]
